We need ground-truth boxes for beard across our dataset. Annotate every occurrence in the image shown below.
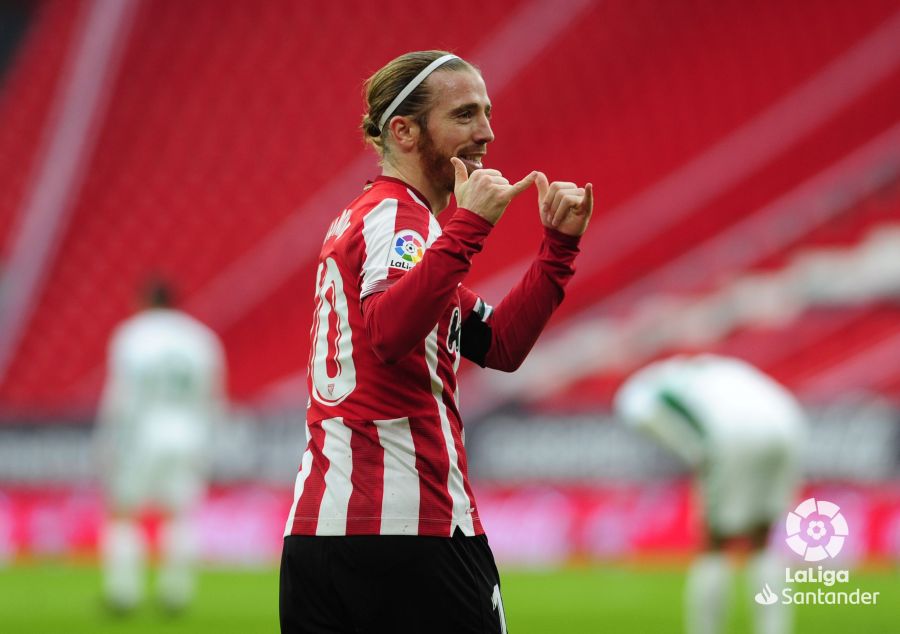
[417,126,456,194]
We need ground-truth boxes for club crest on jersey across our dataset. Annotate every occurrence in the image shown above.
[388,230,425,270]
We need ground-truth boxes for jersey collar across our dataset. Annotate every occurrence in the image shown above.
[369,176,433,213]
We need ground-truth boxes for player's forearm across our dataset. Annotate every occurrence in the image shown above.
[484,228,580,371]
[364,209,492,363]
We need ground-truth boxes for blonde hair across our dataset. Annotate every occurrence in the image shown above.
[361,50,476,155]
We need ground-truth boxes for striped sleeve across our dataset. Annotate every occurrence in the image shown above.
[360,199,433,300]
[361,209,493,363]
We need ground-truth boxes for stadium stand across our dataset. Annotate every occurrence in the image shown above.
[2,1,900,575]
[0,0,76,259]
[0,0,898,416]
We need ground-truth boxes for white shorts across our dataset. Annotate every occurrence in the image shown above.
[699,430,802,537]
[105,413,209,514]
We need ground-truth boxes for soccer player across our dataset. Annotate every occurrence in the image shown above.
[280,50,593,633]
[614,354,807,634]
[95,279,226,613]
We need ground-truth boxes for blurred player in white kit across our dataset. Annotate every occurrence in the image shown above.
[95,279,226,613]
[614,354,806,634]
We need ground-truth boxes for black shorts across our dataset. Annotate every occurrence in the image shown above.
[279,529,508,634]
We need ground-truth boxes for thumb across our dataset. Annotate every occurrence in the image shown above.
[582,182,594,212]
[535,171,549,206]
[509,170,539,198]
[450,157,468,187]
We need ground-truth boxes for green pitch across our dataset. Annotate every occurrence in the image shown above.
[0,561,897,633]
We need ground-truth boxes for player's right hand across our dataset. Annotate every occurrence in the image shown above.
[451,157,539,225]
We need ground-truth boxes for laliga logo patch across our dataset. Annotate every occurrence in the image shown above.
[388,230,425,271]
[395,232,424,262]
[785,498,848,562]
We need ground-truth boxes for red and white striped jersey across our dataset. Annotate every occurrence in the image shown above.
[285,177,488,538]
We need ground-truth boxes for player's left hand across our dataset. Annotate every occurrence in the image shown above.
[536,173,593,236]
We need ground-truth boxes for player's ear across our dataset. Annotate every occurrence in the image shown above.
[386,115,419,152]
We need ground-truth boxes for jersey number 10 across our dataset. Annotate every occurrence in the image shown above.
[310,257,357,406]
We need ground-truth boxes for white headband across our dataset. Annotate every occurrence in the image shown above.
[377,54,460,130]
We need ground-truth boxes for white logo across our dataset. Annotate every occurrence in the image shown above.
[754,584,778,605]
[785,498,848,562]
[491,584,508,634]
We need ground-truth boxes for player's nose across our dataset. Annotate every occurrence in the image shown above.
[474,114,494,145]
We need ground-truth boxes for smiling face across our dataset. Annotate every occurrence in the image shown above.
[416,69,495,194]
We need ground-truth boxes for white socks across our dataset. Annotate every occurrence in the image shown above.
[100,516,198,612]
[686,553,732,634]
[748,550,791,634]
[101,519,146,611]
[685,550,792,634]
[158,517,197,611]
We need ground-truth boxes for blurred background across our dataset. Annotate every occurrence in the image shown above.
[0,0,899,631]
